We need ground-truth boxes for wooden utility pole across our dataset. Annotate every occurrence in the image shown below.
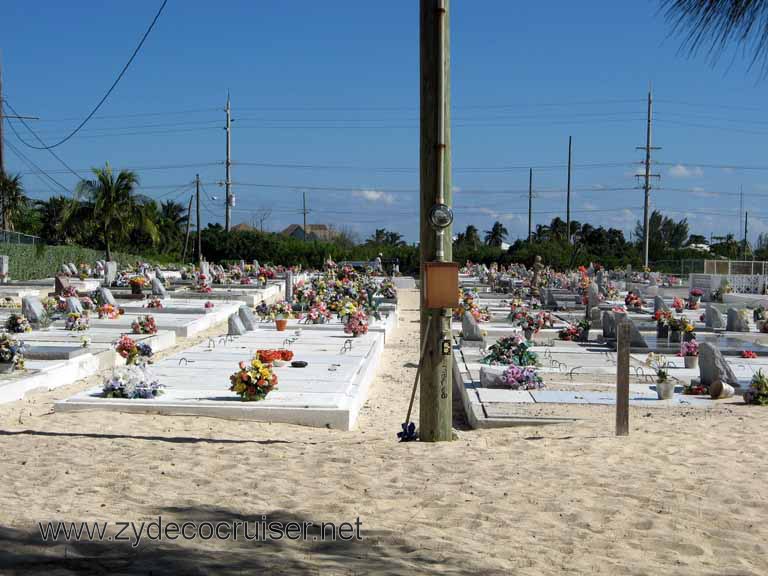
[196,174,202,265]
[225,93,232,232]
[616,322,630,436]
[528,168,533,242]
[419,0,453,442]
[566,136,572,245]
[636,88,660,269]
[0,52,4,176]
[181,193,194,262]
[302,191,308,240]
[744,211,749,260]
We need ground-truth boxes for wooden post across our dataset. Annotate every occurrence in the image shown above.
[419,0,453,442]
[616,322,630,436]
[181,193,194,263]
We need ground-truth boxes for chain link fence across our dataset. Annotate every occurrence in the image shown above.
[0,229,41,245]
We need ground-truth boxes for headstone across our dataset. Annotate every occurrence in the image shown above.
[105,262,117,286]
[643,283,659,299]
[699,342,739,389]
[22,295,48,326]
[602,311,617,340]
[653,296,669,314]
[479,365,506,388]
[65,297,84,314]
[462,312,483,341]
[55,275,71,295]
[587,282,600,319]
[228,313,246,336]
[589,306,602,330]
[151,277,168,298]
[67,263,78,275]
[200,261,210,278]
[285,271,294,302]
[98,287,117,307]
[238,305,257,331]
[726,308,750,332]
[616,315,647,348]
[545,288,558,308]
[530,255,543,298]
[252,260,260,270]
[705,306,725,329]
[155,267,165,281]
[240,260,246,272]
[0,255,9,283]
[60,264,72,276]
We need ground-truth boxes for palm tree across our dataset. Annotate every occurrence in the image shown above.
[35,195,73,244]
[464,224,481,249]
[158,200,189,253]
[0,172,28,231]
[70,163,159,261]
[660,0,768,70]
[484,221,508,247]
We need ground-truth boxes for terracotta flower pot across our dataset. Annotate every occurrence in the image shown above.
[275,319,288,331]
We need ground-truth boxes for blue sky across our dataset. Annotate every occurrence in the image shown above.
[2,0,768,245]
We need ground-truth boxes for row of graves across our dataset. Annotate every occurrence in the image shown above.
[55,263,400,430]
[452,261,768,428]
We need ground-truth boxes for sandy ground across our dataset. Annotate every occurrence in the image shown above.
[0,288,767,575]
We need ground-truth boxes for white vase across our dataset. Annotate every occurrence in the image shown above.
[684,356,699,369]
[656,380,675,400]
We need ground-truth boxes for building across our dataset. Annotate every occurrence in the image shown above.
[281,224,339,242]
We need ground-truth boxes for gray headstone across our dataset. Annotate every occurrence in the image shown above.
[65,297,83,314]
[228,313,246,336]
[726,308,750,332]
[616,315,647,348]
[238,305,257,331]
[98,287,117,307]
[67,263,78,275]
[285,271,294,302]
[60,264,71,276]
[200,261,210,278]
[699,342,738,388]
[55,275,71,295]
[151,277,168,298]
[589,306,602,330]
[155,267,165,281]
[22,295,48,326]
[479,365,506,388]
[253,260,260,270]
[654,296,669,314]
[643,284,659,298]
[105,262,117,286]
[462,312,483,341]
[705,306,725,329]
[240,260,246,272]
[545,288,558,308]
[0,255,9,283]
[602,311,617,340]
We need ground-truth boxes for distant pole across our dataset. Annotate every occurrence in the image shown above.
[225,93,232,232]
[616,322,630,436]
[0,51,4,176]
[636,88,660,269]
[739,185,744,241]
[419,0,453,442]
[744,211,749,260]
[566,136,572,245]
[303,191,308,240]
[196,174,202,265]
[528,168,533,242]
[181,193,193,262]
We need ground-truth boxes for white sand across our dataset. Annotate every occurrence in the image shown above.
[0,288,767,575]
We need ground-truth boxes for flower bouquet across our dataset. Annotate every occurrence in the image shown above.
[65,312,90,331]
[0,333,26,372]
[306,301,332,324]
[672,297,685,313]
[645,352,674,399]
[146,297,164,309]
[240,277,252,285]
[131,314,158,335]
[482,336,538,366]
[115,335,153,365]
[97,303,120,319]
[204,301,215,310]
[229,357,278,401]
[678,339,699,369]
[558,324,580,341]
[344,310,369,337]
[129,276,147,294]
[5,313,31,333]
[624,292,643,310]
[689,288,704,308]
[103,365,163,399]
[41,297,60,317]
[196,273,212,293]
[744,370,768,405]
[379,280,397,300]
[62,286,78,298]
[500,365,544,390]
[654,310,672,338]
[741,350,758,359]
[256,348,294,366]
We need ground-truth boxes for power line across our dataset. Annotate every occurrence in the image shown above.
[13,0,168,150]
[4,139,70,194]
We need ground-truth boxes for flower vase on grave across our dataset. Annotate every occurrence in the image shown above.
[275,317,288,331]
[657,324,669,339]
[683,331,696,343]
[684,355,699,369]
[670,329,681,343]
[524,329,533,341]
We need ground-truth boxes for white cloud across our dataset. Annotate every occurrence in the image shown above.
[668,164,704,178]
[353,189,394,205]
[689,186,719,198]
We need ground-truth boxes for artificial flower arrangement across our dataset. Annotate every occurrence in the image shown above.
[344,309,369,337]
[511,310,546,335]
[64,312,90,331]
[131,314,158,335]
[204,301,215,310]
[129,276,147,293]
[270,300,294,320]
[196,273,213,293]
[482,335,538,367]
[644,352,669,383]
[41,297,60,317]
[97,303,120,320]
[624,292,643,309]
[0,332,26,370]
[306,301,332,324]
[146,297,164,309]
[5,313,31,333]
[687,290,703,310]
[79,296,95,311]
[338,298,358,320]
[229,357,278,401]
[240,276,252,285]
[255,301,270,319]
[115,335,153,366]
[741,350,758,359]
[744,370,768,406]
[654,310,673,326]
[500,365,544,390]
[103,365,163,399]
[256,349,294,366]
[379,280,397,300]
[690,288,704,299]
[678,339,699,357]
[672,297,685,312]
[753,306,766,322]
[81,335,92,348]
[62,286,78,298]
[558,319,590,342]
